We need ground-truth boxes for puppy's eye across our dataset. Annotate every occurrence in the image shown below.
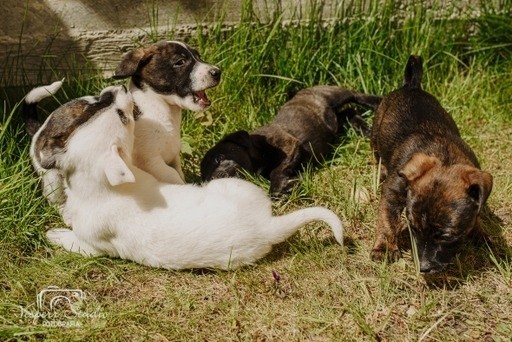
[214,154,225,165]
[433,230,443,240]
[441,236,459,245]
[173,59,186,67]
[433,230,458,244]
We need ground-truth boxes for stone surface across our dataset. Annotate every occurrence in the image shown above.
[0,0,339,85]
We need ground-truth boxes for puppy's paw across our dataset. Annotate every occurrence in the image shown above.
[59,206,72,226]
[370,246,401,263]
[46,228,72,244]
[46,228,99,256]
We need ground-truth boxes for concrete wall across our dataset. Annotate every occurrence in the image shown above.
[1,0,343,86]
[0,0,478,86]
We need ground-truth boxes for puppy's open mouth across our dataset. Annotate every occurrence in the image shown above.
[193,90,211,106]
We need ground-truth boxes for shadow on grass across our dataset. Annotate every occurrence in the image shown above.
[263,233,346,264]
[171,234,346,276]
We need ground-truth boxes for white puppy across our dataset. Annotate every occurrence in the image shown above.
[44,85,344,270]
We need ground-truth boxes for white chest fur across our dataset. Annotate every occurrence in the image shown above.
[130,84,185,184]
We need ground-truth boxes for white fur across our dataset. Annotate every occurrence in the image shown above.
[26,81,98,224]
[27,41,219,215]
[26,80,67,220]
[25,79,64,104]
[129,41,220,184]
[46,87,344,270]
[191,62,218,95]
[129,83,186,184]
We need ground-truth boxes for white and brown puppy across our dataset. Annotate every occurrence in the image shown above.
[112,40,221,184]
[44,85,344,270]
[24,41,219,212]
[23,79,96,223]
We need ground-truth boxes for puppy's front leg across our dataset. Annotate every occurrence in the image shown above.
[167,155,186,182]
[59,205,72,226]
[46,228,101,256]
[269,142,302,195]
[371,177,406,262]
[144,158,185,184]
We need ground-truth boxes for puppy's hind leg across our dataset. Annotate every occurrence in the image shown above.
[46,228,101,256]
[353,93,383,110]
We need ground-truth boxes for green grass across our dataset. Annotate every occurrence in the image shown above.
[1,0,512,340]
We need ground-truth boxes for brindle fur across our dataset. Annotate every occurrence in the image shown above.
[370,55,493,273]
[201,85,382,195]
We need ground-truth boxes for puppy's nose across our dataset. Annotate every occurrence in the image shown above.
[209,68,221,81]
[420,264,432,273]
[420,260,440,273]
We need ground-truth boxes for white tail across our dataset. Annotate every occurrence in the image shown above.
[270,206,343,245]
[25,79,64,104]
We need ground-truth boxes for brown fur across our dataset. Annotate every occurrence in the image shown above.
[35,93,115,169]
[370,55,493,272]
[114,41,220,96]
[201,85,382,195]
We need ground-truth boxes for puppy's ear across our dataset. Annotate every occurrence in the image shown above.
[113,48,152,79]
[463,168,493,211]
[39,151,57,169]
[399,153,440,183]
[104,145,135,186]
[224,131,252,149]
[38,137,66,169]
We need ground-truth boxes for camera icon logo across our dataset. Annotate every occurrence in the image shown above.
[36,286,86,315]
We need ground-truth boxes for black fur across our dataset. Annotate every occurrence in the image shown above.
[201,85,382,195]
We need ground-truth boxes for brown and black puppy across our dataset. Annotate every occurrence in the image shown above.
[201,85,382,195]
[370,55,493,273]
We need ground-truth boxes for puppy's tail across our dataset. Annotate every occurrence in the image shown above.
[403,55,423,89]
[23,79,64,136]
[269,206,343,246]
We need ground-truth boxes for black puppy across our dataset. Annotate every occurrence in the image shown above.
[370,55,493,273]
[201,85,382,195]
